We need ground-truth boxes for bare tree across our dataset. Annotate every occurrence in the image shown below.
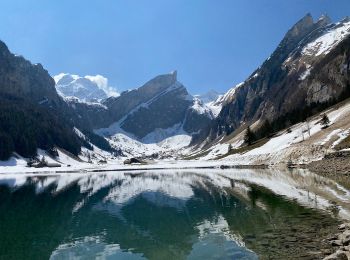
[306,119,311,138]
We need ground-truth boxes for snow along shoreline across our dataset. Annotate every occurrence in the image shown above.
[0,159,268,175]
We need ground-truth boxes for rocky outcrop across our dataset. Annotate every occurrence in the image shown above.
[0,41,61,106]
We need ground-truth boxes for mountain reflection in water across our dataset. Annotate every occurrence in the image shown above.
[0,168,348,259]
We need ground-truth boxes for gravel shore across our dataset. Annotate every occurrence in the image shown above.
[324,223,350,259]
[308,151,350,177]
[307,152,350,259]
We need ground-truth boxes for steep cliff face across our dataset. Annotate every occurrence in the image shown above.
[95,71,210,139]
[0,40,118,160]
[120,82,192,138]
[104,71,179,122]
[0,41,61,107]
[214,15,350,138]
[0,40,83,159]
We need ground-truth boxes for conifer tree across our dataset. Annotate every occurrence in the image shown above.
[244,126,255,145]
[321,113,330,127]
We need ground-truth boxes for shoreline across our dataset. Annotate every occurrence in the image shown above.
[307,152,350,178]
[324,223,350,259]
[0,161,269,175]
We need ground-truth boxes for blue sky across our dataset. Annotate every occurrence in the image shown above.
[0,0,349,95]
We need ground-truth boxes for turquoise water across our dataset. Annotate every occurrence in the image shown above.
[0,169,348,259]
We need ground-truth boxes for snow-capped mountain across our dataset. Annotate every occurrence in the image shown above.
[90,71,213,155]
[2,13,350,163]
[212,14,350,139]
[54,73,119,102]
[194,90,224,118]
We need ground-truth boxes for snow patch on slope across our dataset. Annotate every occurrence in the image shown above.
[104,123,192,158]
[198,82,244,118]
[93,80,193,157]
[191,97,213,116]
[302,20,350,56]
[299,65,312,80]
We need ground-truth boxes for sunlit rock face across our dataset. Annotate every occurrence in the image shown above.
[214,15,350,137]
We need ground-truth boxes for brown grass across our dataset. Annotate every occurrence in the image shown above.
[215,138,270,160]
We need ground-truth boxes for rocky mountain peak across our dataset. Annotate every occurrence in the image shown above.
[0,40,10,56]
[136,71,179,97]
[285,13,314,40]
[317,14,332,26]
[171,70,177,80]
[211,15,350,143]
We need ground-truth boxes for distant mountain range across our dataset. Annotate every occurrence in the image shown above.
[0,13,349,163]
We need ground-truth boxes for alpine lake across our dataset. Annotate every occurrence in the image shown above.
[0,168,349,259]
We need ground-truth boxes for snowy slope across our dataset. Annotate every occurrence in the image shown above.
[93,77,196,157]
[99,123,192,158]
[96,80,187,137]
[200,99,350,165]
[302,19,350,57]
[193,83,244,118]
[190,97,214,117]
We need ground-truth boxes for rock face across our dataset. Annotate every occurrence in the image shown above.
[120,83,191,138]
[0,41,61,106]
[0,40,118,159]
[93,71,213,140]
[0,40,83,158]
[104,71,180,122]
[213,14,350,138]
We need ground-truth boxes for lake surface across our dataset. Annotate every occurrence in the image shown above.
[0,168,349,259]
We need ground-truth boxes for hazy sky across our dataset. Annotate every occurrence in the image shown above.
[0,0,349,94]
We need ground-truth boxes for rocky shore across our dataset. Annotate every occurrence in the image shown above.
[308,151,350,177]
[324,223,350,259]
